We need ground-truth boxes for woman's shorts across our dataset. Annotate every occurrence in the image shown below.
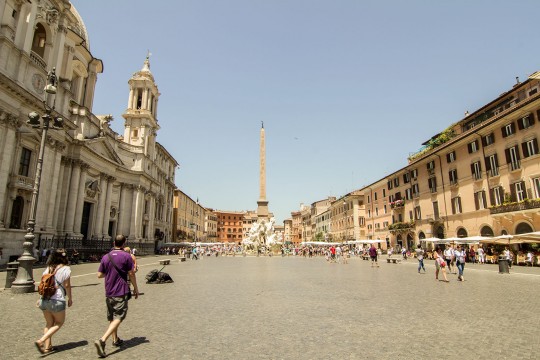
[39,298,66,312]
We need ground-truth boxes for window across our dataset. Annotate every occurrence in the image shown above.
[387,180,393,190]
[132,129,138,138]
[374,192,378,201]
[475,191,487,210]
[375,208,379,216]
[412,183,420,198]
[502,122,516,137]
[471,161,482,180]
[411,169,418,179]
[446,151,456,163]
[414,206,421,220]
[428,177,437,193]
[394,177,399,187]
[367,195,370,204]
[505,146,521,171]
[468,140,479,153]
[517,114,535,130]
[485,154,499,177]
[449,169,458,185]
[522,138,539,158]
[405,188,412,200]
[403,172,410,184]
[533,177,540,198]
[452,197,462,214]
[31,23,46,58]
[382,189,386,197]
[367,209,371,218]
[482,133,495,147]
[433,201,439,219]
[513,181,526,202]
[18,148,32,177]
[384,205,387,214]
[490,186,504,206]
[409,210,414,221]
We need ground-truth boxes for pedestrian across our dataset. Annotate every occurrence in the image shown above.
[335,246,342,263]
[415,244,426,273]
[369,244,379,267]
[34,249,73,354]
[71,248,79,265]
[468,246,476,264]
[41,247,48,264]
[477,246,485,264]
[454,245,466,281]
[434,247,449,282]
[95,235,139,358]
[444,245,454,273]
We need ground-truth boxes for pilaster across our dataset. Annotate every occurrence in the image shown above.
[101,175,115,238]
[73,163,89,236]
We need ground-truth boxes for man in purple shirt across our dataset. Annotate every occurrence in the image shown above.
[95,235,138,358]
[369,244,379,267]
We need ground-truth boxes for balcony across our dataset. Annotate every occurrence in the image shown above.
[388,221,415,234]
[490,199,540,215]
[390,199,405,209]
[473,172,482,181]
[10,174,34,191]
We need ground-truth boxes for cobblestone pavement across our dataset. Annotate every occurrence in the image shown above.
[1,255,539,360]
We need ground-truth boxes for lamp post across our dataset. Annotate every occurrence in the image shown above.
[11,68,63,294]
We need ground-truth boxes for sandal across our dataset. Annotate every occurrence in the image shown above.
[43,346,56,353]
[34,341,45,354]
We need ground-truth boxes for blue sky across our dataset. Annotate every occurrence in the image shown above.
[71,0,540,223]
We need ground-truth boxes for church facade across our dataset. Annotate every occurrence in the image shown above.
[0,1,177,264]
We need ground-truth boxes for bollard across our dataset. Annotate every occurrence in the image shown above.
[4,261,19,289]
[498,256,510,274]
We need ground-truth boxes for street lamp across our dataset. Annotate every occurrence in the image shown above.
[11,68,63,294]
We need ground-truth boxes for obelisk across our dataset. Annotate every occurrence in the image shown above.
[257,122,269,219]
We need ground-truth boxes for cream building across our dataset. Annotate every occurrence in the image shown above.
[173,190,205,242]
[363,73,540,248]
[329,191,364,242]
[0,1,177,263]
[283,218,292,244]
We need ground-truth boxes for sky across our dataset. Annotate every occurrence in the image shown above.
[71,0,540,223]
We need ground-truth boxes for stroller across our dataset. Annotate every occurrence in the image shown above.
[145,266,174,284]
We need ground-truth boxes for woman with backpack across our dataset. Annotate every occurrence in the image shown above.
[34,249,73,354]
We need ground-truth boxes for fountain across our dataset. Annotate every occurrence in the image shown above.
[242,217,282,256]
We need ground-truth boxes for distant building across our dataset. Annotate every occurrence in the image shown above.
[173,190,204,242]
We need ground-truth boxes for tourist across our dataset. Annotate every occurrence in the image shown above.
[444,245,454,273]
[369,244,379,267]
[330,246,336,263]
[34,249,73,354]
[468,246,476,264]
[434,247,449,282]
[415,244,426,273]
[477,246,485,264]
[503,247,512,268]
[335,246,342,263]
[454,245,466,281]
[95,235,139,358]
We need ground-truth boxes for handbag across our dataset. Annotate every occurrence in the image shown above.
[107,252,132,300]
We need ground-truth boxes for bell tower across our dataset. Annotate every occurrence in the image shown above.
[122,54,160,157]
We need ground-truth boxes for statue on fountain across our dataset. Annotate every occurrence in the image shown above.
[242,217,280,256]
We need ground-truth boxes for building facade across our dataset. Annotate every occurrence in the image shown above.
[216,210,244,243]
[0,1,177,263]
[173,190,204,242]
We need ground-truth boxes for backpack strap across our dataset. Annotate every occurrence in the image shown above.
[107,252,129,284]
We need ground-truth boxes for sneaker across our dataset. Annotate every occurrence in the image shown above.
[94,339,106,358]
[112,338,124,347]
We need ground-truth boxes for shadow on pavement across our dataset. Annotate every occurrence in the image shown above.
[42,340,89,356]
[107,336,150,357]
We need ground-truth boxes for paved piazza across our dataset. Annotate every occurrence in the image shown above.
[1,255,539,359]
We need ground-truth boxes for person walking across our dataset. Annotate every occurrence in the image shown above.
[415,244,426,273]
[34,249,73,354]
[434,247,449,282]
[369,244,379,267]
[444,245,454,274]
[477,246,485,264]
[454,245,466,281]
[95,235,139,358]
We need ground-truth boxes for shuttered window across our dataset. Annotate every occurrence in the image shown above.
[522,138,539,158]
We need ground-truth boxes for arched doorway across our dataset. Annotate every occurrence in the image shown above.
[515,222,534,234]
[480,226,494,237]
[418,231,426,240]
[31,23,47,58]
[396,235,403,250]
[457,228,468,238]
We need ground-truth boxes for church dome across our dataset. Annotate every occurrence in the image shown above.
[68,4,90,50]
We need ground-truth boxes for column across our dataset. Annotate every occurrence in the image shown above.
[63,160,81,234]
[35,139,55,231]
[101,176,115,238]
[128,89,134,109]
[54,158,72,233]
[142,89,148,110]
[73,164,89,236]
[116,183,125,237]
[45,143,64,231]
[94,173,107,237]
[129,186,139,239]
[148,195,155,241]
[0,116,18,228]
